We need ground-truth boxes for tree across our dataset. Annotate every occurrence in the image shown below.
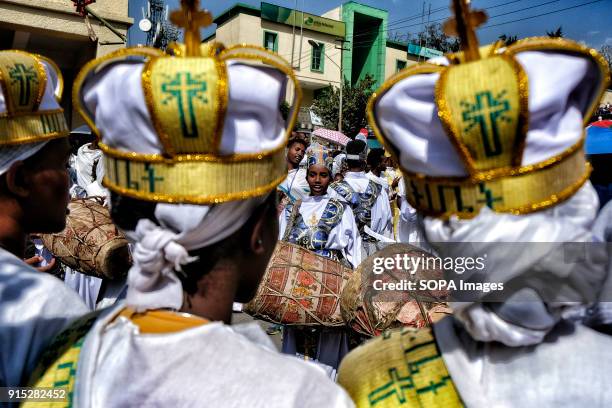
[499,34,518,46]
[409,23,460,53]
[546,26,564,38]
[311,75,377,137]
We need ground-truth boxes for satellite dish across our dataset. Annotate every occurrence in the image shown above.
[139,18,152,32]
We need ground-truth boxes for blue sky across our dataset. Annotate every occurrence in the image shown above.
[130,0,612,50]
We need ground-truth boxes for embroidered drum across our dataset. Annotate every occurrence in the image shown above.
[340,243,451,336]
[39,198,131,280]
[244,241,353,326]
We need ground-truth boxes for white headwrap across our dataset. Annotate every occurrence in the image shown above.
[81,57,288,312]
[0,142,48,176]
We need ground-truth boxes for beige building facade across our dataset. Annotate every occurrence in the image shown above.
[205,2,434,114]
[0,0,132,127]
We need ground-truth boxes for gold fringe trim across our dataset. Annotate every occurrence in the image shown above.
[0,111,69,146]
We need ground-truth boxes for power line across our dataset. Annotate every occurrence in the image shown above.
[481,0,604,29]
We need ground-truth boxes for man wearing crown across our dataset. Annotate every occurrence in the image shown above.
[0,50,88,388]
[24,2,354,406]
[337,1,612,406]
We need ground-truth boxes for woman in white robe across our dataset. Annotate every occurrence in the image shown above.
[279,144,362,374]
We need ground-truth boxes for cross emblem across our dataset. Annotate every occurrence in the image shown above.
[142,164,164,193]
[161,72,207,139]
[477,182,503,209]
[461,90,511,157]
[9,63,38,106]
[368,367,413,405]
[170,0,213,57]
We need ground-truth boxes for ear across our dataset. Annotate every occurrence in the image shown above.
[4,161,31,198]
[249,208,267,255]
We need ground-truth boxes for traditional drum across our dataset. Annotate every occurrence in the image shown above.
[340,243,451,336]
[244,241,353,326]
[39,197,131,280]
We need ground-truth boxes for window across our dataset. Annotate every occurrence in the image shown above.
[263,31,278,52]
[310,42,324,73]
[396,60,407,72]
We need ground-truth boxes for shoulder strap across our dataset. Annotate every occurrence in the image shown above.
[282,199,302,241]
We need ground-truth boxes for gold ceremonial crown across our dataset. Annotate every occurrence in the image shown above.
[73,0,301,205]
[368,0,610,219]
[0,50,68,146]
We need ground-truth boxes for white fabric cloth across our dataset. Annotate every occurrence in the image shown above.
[63,270,103,311]
[397,176,428,246]
[375,50,605,177]
[0,142,48,176]
[74,303,354,407]
[278,168,310,202]
[343,171,393,238]
[366,171,389,193]
[332,153,346,178]
[425,182,603,347]
[75,143,102,189]
[124,197,266,312]
[0,247,88,387]
[279,194,362,268]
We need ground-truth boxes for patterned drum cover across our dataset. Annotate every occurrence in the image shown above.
[340,243,452,336]
[39,198,131,280]
[244,241,353,326]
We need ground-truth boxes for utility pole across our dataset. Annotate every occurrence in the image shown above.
[336,38,350,133]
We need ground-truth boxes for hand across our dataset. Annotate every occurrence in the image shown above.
[24,256,57,273]
[391,177,401,190]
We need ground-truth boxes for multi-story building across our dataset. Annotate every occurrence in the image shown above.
[0,0,132,127]
[204,1,442,115]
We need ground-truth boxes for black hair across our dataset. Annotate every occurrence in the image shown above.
[110,192,276,295]
[287,138,308,150]
[346,140,367,169]
[367,148,385,168]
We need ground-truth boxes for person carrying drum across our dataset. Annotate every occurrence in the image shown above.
[25,1,354,406]
[331,139,393,259]
[337,1,612,407]
[0,50,88,387]
[279,143,362,372]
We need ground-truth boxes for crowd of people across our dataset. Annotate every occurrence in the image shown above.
[1,0,612,407]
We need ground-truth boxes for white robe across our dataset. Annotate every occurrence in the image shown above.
[74,304,354,407]
[75,143,102,189]
[343,171,393,239]
[279,194,362,268]
[278,168,310,202]
[365,171,389,193]
[0,248,88,387]
[397,176,428,247]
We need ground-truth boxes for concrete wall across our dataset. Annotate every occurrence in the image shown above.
[0,0,132,57]
[384,46,420,79]
[209,12,343,108]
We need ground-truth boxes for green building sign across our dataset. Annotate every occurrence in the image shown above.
[260,2,346,37]
[407,43,443,59]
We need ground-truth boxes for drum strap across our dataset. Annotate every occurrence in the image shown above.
[283,199,303,242]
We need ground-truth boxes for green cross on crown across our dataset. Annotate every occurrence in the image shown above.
[161,72,208,139]
[9,63,38,106]
[461,90,511,157]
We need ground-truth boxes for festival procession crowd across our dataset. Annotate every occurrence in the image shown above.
[1,0,612,406]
